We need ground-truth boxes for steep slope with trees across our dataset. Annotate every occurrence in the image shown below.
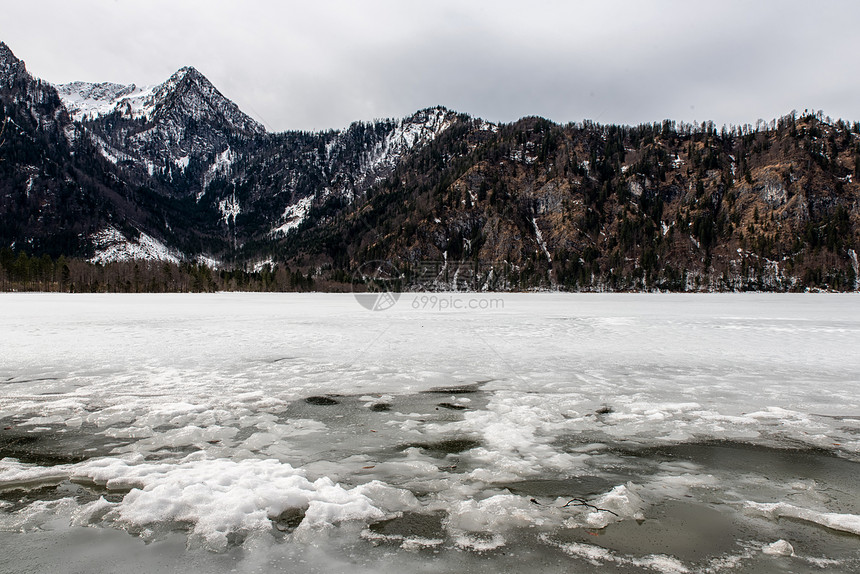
[1,41,858,291]
[286,114,859,291]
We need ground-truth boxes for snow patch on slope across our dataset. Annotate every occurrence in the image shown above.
[55,82,157,122]
[89,226,181,264]
[476,119,499,133]
[350,107,454,189]
[203,147,235,190]
[196,254,220,269]
[381,108,453,156]
[532,218,552,263]
[218,195,241,225]
[849,249,859,291]
[271,196,312,236]
[252,258,275,272]
[87,133,136,166]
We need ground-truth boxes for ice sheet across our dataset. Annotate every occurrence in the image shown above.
[1,293,859,572]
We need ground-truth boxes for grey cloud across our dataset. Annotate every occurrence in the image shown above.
[4,0,859,131]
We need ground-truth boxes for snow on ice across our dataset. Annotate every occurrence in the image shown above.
[0,293,859,573]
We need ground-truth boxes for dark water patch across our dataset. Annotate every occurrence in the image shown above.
[622,439,843,464]
[1,377,60,385]
[554,501,741,564]
[0,483,79,512]
[285,390,483,432]
[422,384,482,395]
[0,478,127,510]
[634,441,860,509]
[407,438,481,456]
[436,402,467,411]
[368,511,446,540]
[613,439,853,470]
[0,528,247,574]
[0,431,89,466]
[273,392,489,467]
[500,477,615,499]
[305,396,340,406]
[144,446,204,460]
[0,449,85,466]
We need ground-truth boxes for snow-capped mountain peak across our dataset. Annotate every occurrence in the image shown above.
[52,63,266,198]
[55,81,156,122]
[56,65,263,136]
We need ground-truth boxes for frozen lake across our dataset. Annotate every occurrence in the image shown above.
[0,293,858,573]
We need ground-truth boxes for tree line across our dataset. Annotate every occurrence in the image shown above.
[0,249,320,293]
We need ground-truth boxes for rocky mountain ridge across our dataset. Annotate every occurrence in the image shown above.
[1,41,858,291]
[61,66,265,185]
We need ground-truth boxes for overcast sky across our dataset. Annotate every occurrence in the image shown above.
[3,1,859,132]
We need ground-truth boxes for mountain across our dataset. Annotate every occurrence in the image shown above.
[295,114,859,291]
[1,41,859,291]
[56,66,264,193]
[214,107,465,248]
[0,41,127,256]
[48,58,464,265]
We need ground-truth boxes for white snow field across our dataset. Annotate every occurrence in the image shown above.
[0,293,858,573]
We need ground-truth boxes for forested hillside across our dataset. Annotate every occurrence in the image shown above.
[1,40,858,292]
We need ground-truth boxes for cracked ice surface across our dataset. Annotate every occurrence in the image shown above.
[0,293,859,573]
